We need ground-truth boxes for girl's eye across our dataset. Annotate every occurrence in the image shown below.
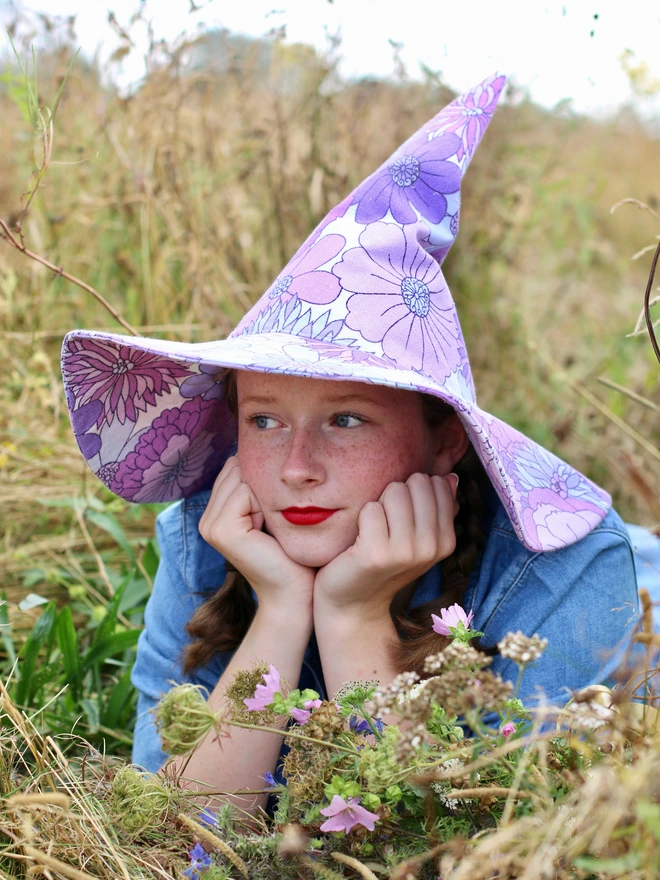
[248,415,278,430]
[334,413,364,428]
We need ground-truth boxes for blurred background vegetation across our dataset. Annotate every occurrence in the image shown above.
[0,12,658,756]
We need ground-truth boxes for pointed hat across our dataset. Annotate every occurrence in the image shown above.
[61,73,611,552]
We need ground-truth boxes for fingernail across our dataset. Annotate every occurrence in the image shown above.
[448,472,459,490]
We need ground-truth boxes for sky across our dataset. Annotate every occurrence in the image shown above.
[3,0,660,116]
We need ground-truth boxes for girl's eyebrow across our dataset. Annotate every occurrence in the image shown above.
[239,392,387,408]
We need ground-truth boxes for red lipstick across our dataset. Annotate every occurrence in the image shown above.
[281,507,338,526]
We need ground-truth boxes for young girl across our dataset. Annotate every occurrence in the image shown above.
[61,74,644,805]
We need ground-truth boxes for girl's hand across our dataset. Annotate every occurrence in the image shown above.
[199,456,315,610]
[313,472,459,620]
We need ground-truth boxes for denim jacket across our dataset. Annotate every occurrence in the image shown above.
[131,486,642,773]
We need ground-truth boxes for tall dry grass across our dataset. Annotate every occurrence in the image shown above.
[0,24,658,610]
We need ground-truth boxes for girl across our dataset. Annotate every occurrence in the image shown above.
[61,74,644,806]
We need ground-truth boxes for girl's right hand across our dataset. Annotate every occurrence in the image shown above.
[198,456,315,610]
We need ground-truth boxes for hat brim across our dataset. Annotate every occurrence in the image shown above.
[61,329,610,552]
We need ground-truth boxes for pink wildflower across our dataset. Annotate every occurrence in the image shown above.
[289,699,323,725]
[500,722,516,738]
[431,604,474,636]
[319,795,380,834]
[243,665,281,711]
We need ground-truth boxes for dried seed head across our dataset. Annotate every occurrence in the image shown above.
[424,641,490,674]
[498,631,548,664]
[153,683,217,756]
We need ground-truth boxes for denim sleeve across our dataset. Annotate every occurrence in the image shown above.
[130,497,228,773]
[474,511,639,708]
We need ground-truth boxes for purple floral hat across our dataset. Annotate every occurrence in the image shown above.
[61,73,611,552]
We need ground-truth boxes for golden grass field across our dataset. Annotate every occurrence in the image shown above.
[0,19,660,880]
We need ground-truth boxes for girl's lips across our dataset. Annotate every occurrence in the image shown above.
[281,507,339,526]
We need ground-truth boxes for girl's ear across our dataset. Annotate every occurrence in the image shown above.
[430,414,471,476]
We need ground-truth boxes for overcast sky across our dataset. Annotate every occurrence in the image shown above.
[4,0,660,115]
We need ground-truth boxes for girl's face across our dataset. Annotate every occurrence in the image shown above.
[236,371,467,568]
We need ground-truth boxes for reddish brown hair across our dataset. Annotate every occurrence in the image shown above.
[181,371,489,679]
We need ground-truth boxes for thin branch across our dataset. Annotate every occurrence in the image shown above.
[0,217,138,336]
[644,240,660,365]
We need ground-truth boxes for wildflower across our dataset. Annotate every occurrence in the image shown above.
[498,631,548,665]
[263,771,277,788]
[198,808,217,827]
[289,698,323,724]
[431,604,474,636]
[319,795,380,834]
[184,842,212,879]
[243,665,281,711]
[349,715,385,735]
[372,672,420,714]
[500,722,516,738]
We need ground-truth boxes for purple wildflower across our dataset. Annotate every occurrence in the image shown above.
[244,665,281,711]
[198,808,218,827]
[184,842,212,878]
[319,795,380,834]
[263,771,277,787]
[352,133,461,226]
[349,716,384,735]
[431,604,474,636]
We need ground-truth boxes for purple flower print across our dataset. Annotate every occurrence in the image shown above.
[426,74,506,162]
[510,444,592,501]
[180,363,225,401]
[67,390,102,460]
[336,222,462,381]
[233,293,351,347]
[523,490,605,551]
[265,233,345,306]
[64,337,191,428]
[352,133,462,226]
[111,398,221,503]
[98,461,120,487]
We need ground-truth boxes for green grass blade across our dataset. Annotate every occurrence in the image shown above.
[56,606,82,701]
[101,670,136,729]
[0,592,17,669]
[82,629,140,672]
[85,508,136,566]
[14,602,57,707]
[50,47,80,122]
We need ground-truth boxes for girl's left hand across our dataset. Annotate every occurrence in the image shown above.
[313,472,459,620]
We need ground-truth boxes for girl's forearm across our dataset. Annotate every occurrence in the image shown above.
[164,601,312,812]
[313,600,399,699]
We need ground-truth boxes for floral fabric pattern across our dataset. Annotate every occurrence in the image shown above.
[111,398,226,503]
[352,132,462,226]
[63,336,191,428]
[426,73,507,162]
[337,222,462,381]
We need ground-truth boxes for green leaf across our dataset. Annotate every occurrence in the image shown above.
[82,629,140,672]
[101,670,137,729]
[118,574,151,614]
[56,607,82,701]
[0,593,17,668]
[141,539,160,580]
[80,697,100,734]
[15,602,57,707]
[92,579,127,647]
[84,508,136,565]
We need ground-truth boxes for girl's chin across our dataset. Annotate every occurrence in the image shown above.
[276,532,354,569]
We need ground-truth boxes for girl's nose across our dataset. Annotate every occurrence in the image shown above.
[280,429,326,487]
